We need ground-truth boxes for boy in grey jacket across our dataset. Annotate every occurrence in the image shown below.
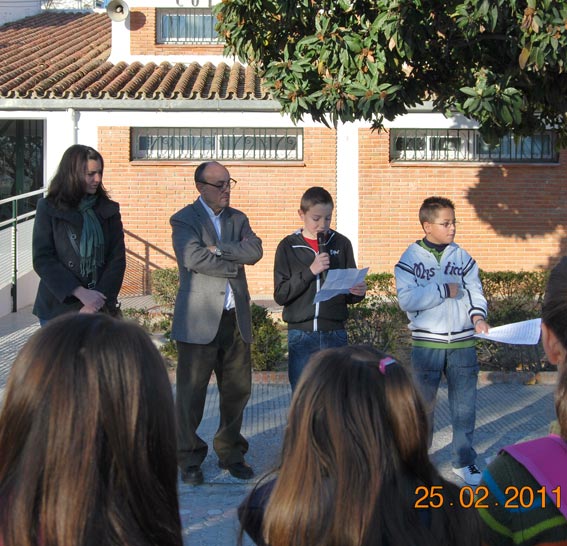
[395,196,490,486]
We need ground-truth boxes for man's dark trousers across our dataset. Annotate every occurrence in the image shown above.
[176,308,251,471]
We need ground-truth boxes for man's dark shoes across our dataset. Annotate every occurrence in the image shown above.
[218,460,254,480]
[181,466,204,485]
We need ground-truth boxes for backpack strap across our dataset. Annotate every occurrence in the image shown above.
[501,435,567,518]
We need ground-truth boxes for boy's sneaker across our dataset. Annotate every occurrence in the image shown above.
[453,464,482,486]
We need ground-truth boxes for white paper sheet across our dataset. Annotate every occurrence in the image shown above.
[474,318,541,345]
[313,267,369,304]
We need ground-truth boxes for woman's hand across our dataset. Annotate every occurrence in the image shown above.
[72,286,106,311]
[79,304,99,314]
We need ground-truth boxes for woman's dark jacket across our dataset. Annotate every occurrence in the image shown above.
[32,196,126,320]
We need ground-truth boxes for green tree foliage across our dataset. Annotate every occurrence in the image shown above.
[216,0,567,144]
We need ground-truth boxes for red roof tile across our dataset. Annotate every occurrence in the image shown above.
[0,11,270,101]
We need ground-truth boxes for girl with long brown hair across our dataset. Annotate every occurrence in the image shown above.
[239,345,480,546]
[0,313,183,546]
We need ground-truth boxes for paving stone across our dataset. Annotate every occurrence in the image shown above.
[0,305,557,546]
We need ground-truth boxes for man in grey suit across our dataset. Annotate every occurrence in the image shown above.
[170,161,263,485]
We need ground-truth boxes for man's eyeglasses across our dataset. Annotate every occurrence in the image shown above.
[432,221,459,228]
[197,178,238,191]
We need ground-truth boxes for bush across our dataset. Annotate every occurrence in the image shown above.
[346,273,409,357]
[250,304,286,371]
[122,307,172,333]
[478,270,549,372]
[480,270,548,326]
[132,268,286,371]
[137,267,551,373]
[347,270,549,372]
[151,267,179,308]
[149,266,195,367]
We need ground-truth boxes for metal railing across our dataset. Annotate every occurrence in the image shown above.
[157,8,220,44]
[0,189,45,313]
[390,128,559,163]
[42,1,104,9]
[132,127,304,161]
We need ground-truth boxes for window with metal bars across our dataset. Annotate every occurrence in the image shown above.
[0,119,44,224]
[157,8,220,44]
[0,120,44,199]
[390,129,558,163]
[131,128,304,162]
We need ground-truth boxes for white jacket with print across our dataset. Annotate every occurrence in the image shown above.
[395,242,487,344]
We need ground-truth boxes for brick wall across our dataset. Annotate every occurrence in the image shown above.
[130,7,225,57]
[358,129,567,276]
[121,5,567,293]
[100,124,566,299]
[98,126,337,298]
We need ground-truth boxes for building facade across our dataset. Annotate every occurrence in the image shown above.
[0,1,565,316]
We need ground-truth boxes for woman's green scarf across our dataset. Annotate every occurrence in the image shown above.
[78,195,105,283]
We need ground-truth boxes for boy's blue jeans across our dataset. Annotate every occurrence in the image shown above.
[287,329,348,391]
[411,346,478,469]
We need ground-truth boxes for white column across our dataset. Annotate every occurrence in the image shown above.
[108,14,131,64]
[335,122,359,257]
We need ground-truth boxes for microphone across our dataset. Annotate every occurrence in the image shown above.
[317,231,328,281]
[317,231,328,253]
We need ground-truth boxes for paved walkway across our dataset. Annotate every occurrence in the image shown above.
[0,305,557,545]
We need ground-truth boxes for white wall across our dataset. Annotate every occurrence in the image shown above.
[336,122,360,257]
[0,104,370,317]
[127,0,221,7]
[0,0,41,26]
[107,0,227,64]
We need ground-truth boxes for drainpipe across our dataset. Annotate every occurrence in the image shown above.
[68,107,79,144]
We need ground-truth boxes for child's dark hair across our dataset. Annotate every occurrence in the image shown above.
[300,187,334,212]
[419,196,455,225]
[542,257,567,440]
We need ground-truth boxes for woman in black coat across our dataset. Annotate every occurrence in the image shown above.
[32,144,125,323]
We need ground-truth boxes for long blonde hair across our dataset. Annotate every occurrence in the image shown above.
[259,345,479,546]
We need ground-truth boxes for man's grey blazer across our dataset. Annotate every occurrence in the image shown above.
[170,198,263,345]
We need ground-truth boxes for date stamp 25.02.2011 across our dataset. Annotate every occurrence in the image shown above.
[414,485,561,510]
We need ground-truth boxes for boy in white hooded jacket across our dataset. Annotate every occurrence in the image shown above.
[395,196,490,486]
